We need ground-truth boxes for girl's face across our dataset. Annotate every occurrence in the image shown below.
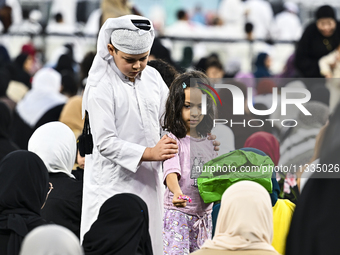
[182,87,204,135]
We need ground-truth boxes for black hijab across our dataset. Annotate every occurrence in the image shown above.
[285,104,340,254]
[82,193,153,255]
[0,69,10,97]
[7,53,31,89]
[0,150,48,255]
[0,102,19,161]
[0,102,11,139]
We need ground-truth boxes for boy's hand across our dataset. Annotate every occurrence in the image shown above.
[142,135,178,161]
[207,133,220,152]
[173,192,187,207]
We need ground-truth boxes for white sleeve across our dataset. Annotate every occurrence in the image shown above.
[87,85,146,173]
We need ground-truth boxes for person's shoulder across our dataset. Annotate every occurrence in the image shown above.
[167,132,189,147]
[144,65,163,79]
[64,95,82,106]
[167,132,180,142]
[87,73,116,97]
[142,66,168,90]
[303,22,318,34]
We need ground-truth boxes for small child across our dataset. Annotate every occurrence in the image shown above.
[162,71,217,254]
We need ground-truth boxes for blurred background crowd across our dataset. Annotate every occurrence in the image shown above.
[0,0,340,73]
[1,0,340,199]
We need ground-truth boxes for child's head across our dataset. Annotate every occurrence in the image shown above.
[163,70,215,138]
[205,59,224,79]
[107,17,155,82]
[147,59,178,88]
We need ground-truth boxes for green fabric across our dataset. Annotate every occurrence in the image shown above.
[198,150,274,203]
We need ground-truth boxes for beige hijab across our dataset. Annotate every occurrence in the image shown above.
[101,0,132,25]
[202,181,276,252]
[59,95,84,138]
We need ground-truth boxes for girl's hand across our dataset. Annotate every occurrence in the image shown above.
[207,133,220,152]
[173,192,187,208]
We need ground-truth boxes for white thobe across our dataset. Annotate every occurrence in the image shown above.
[80,60,168,255]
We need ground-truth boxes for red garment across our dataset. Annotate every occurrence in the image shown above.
[244,131,280,166]
[256,78,276,95]
[21,43,36,57]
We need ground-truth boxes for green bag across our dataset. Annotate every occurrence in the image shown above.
[197,150,274,203]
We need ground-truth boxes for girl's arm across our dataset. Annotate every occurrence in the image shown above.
[165,173,187,207]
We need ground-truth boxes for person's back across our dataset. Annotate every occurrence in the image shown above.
[0,151,49,255]
[41,173,82,238]
[82,194,152,255]
[0,102,19,161]
[191,181,278,255]
[28,122,82,238]
[272,199,295,254]
[11,68,67,149]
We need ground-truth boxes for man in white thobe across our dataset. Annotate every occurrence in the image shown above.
[80,15,178,255]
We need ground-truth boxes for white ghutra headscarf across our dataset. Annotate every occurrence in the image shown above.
[82,15,155,118]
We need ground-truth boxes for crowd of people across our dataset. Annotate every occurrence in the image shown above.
[0,1,340,255]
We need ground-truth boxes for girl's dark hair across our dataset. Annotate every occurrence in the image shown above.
[163,70,215,139]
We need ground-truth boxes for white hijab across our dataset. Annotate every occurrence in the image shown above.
[28,121,76,178]
[20,225,83,255]
[82,14,155,118]
[16,68,67,127]
[202,181,276,252]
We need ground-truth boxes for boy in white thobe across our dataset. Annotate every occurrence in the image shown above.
[80,15,178,255]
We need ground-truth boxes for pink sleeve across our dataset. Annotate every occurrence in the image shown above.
[162,134,181,185]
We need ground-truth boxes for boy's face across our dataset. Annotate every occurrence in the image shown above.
[108,44,149,82]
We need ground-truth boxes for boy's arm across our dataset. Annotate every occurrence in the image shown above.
[87,88,177,173]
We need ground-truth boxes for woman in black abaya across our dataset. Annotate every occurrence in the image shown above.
[82,193,153,255]
[295,5,340,80]
[0,150,49,255]
[285,103,340,254]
